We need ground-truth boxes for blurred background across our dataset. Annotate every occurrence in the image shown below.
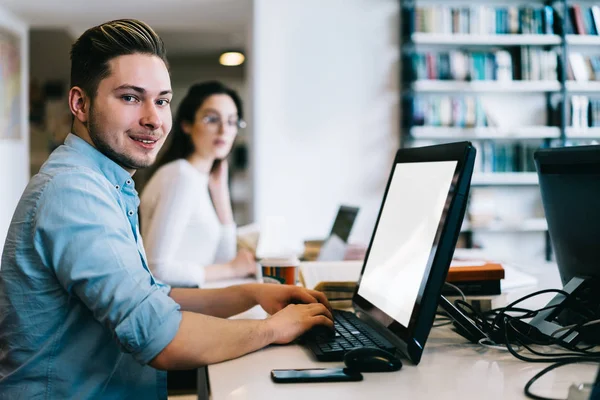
[4,0,594,265]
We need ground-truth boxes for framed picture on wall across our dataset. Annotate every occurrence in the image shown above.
[0,28,21,139]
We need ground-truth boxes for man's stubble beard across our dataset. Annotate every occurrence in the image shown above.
[87,106,156,171]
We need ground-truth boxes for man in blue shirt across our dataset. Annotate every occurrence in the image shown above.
[0,19,333,399]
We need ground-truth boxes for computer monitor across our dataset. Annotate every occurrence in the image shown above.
[535,145,600,286]
[329,205,359,243]
[349,141,478,364]
[530,145,600,343]
[593,366,600,399]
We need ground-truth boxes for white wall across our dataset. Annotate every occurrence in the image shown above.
[0,7,28,248]
[249,0,399,244]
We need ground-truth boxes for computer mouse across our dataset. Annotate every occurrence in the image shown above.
[343,347,402,373]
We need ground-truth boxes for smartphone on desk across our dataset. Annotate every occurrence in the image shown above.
[271,368,363,383]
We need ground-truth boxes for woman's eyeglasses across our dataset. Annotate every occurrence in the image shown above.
[201,115,246,130]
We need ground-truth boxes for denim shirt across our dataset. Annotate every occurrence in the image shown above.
[0,134,182,399]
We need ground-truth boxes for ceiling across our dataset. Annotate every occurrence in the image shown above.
[0,0,251,54]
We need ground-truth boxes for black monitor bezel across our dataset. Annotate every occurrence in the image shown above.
[351,142,475,364]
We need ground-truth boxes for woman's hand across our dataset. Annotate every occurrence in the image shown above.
[228,248,257,278]
[208,160,234,225]
[209,159,229,193]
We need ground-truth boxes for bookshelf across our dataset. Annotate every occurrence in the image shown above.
[412,80,561,92]
[412,126,560,139]
[401,0,600,262]
[412,33,562,46]
[462,218,548,233]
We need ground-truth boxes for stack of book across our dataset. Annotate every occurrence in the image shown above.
[443,260,505,296]
[299,261,362,307]
[299,259,506,305]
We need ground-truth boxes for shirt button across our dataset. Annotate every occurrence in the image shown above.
[126,179,132,185]
[115,185,120,190]
[128,210,134,216]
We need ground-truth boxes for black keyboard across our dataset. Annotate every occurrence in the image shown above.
[303,310,396,361]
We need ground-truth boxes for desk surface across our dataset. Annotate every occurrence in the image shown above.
[207,262,599,400]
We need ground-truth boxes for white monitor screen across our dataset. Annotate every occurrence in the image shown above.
[357,161,458,327]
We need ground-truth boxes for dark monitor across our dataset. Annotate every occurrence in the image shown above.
[329,205,359,243]
[351,141,477,364]
[593,366,600,399]
[530,145,600,344]
[534,145,600,286]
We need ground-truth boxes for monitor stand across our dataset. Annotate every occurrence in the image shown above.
[439,295,488,343]
[529,276,600,345]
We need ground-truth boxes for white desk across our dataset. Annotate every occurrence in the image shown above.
[204,263,599,400]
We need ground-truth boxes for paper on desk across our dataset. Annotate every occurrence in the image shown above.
[299,261,363,289]
[450,260,487,267]
[316,234,347,261]
[255,216,303,259]
[501,264,538,292]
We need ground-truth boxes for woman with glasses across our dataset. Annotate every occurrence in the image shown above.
[140,81,256,287]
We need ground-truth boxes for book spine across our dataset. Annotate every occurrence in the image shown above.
[443,280,501,296]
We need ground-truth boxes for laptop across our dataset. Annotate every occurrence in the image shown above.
[328,205,359,243]
[316,205,360,261]
[303,141,476,364]
[529,145,600,344]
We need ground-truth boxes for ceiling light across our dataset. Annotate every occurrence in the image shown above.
[219,52,245,66]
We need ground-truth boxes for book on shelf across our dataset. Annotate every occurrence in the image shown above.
[592,6,600,35]
[411,95,488,128]
[569,96,600,128]
[409,49,557,82]
[568,53,600,82]
[406,5,555,36]
[558,4,600,36]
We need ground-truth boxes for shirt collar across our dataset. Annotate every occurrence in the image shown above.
[64,133,134,190]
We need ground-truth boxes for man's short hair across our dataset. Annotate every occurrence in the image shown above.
[70,19,168,100]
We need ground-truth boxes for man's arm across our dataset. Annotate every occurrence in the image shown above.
[170,283,332,318]
[150,302,333,370]
[156,284,334,369]
[169,284,257,318]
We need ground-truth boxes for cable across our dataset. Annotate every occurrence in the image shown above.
[478,337,523,352]
[551,318,600,338]
[443,282,467,302]
[440,285,600,398]
[433,283,467,328]
[524,359,600,400]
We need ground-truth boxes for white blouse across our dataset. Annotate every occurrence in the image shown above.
[140,159,236,287]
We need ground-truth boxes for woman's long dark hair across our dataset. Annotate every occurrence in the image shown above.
[154,80,244,173]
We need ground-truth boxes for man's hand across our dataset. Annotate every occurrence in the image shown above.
[264,303,334,344]
[248,284,332,315]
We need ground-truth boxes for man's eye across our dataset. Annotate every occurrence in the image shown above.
[156,99,170,106]
[122,95,138,103]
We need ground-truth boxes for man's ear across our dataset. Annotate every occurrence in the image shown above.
[68,86,89,124]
